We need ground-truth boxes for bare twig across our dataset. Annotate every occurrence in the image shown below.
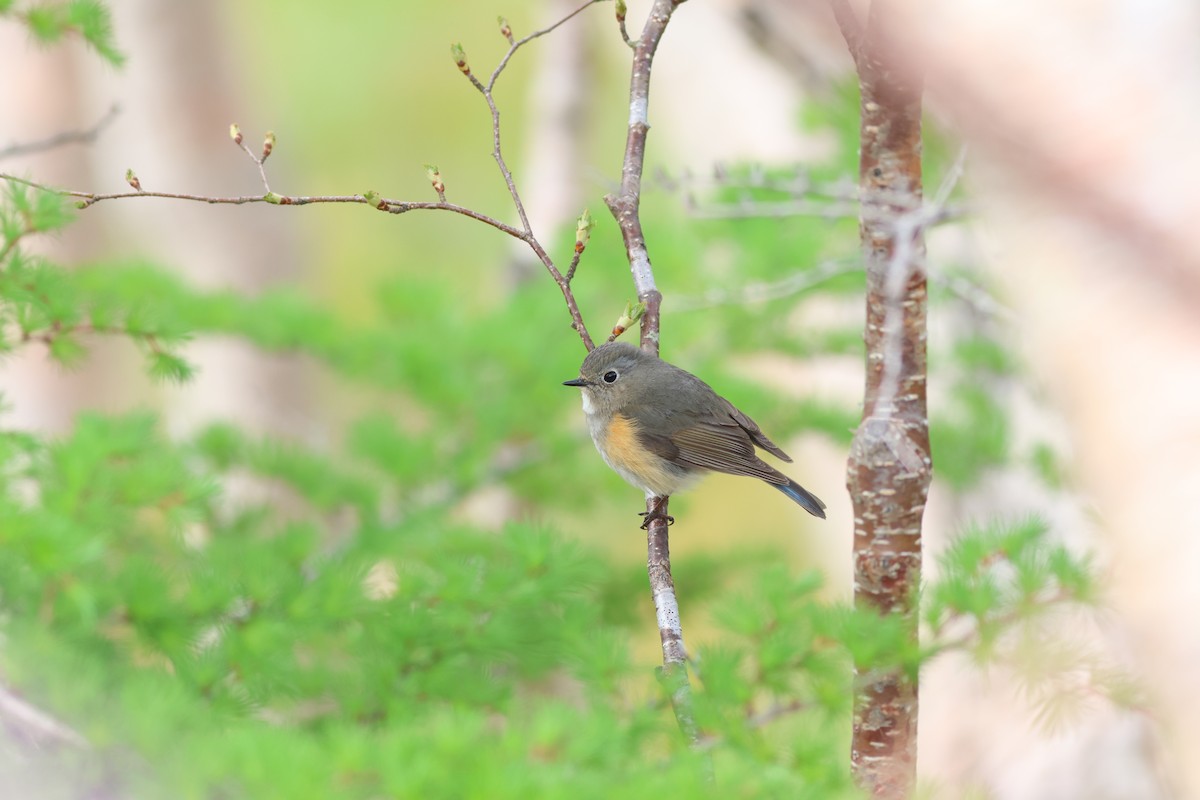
[602,0,700,749]
[565,209,594,285]
[651,162,836,198]
[694,698,810,752]
[829,0,864,64]
[671,258,861,312]
[486,0,603,93]
[604,0,688,354]
[0,684,88,748]
[564,249,585,283]
[925,588,1075,657]
[0,104,120,162]
[446,2,604,352]
[930,268,1014,321]
[1,2,606,351]
[691,197,862,220]
[615,0,635,47]
[643,164,963,223]
[228,126,275,192]
[0,173,516,229]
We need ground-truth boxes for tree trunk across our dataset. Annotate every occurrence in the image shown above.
[837,2,930,797]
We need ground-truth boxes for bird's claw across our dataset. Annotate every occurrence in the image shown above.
[637,510,675,530]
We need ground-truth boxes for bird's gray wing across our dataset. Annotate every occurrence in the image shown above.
[719,398,793,463]
[638,361,794,467]
[635,415,789,485]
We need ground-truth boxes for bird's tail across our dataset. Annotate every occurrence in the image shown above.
[775,479,827,519]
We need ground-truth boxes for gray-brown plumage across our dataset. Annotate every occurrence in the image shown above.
[563,342,826,519]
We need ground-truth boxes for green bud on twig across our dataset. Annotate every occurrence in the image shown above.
[611,301,646,339]
[261,131,276,161]
[263,191,282,205]
[124,168,142,192]
[616,0,627,22]
[362,190,388,211]
[574,209,594,253]
[424,164,445,196]
[450,43,469,74]
[229,123,243,145]
[497,16,513,42]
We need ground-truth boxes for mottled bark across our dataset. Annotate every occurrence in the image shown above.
[835,2,930,797]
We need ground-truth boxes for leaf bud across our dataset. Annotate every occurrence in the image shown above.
[450,43,469,74]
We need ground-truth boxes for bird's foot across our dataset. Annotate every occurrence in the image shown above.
[638,497,674,530]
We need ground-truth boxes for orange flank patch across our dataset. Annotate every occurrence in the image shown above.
[600,413,678,496]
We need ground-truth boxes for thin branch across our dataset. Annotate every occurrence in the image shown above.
[21,320,170,354]
[230,128,275,192]
[615,0,635,48]
[642,164,962,223]
[0,174,521,232]
[0,684,88,748]
[487,0,605,92]
[650,162,841,198]
[694,699,811,752]
[691,198,863,221]
[924,588,1076,658]
[747,698,809,729]
[3,166,600,348]
[448,4,604,349]
[461,0,605,240]
[930,268,1014,321]
[604,0,688,353]
[565,249,584,283]
[0,104,120,162]
[465,66,532,245]
[603,0,700,752]
[671,258,861,312]
[931,144,967,209]
[829,0,864,64]
[2,3,606,352]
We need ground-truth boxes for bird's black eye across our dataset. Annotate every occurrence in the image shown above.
[602,369,619,384]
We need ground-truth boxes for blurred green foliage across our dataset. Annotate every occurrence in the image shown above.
[8,0,123,65]
[0,3,1101,798]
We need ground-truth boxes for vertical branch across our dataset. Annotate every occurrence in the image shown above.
[835,1,930,797]
[602,0,699,745]
[604,0,684,355]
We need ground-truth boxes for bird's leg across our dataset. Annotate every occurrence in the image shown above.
[638,495,674,529]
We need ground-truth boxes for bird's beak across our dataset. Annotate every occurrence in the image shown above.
[562,377,588,387]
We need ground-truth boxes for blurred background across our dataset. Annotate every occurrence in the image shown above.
[2,0,1199,797]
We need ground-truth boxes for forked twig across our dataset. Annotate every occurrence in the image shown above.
[0,3,609,351]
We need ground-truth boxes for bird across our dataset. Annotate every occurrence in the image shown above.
[563,341,826,527]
